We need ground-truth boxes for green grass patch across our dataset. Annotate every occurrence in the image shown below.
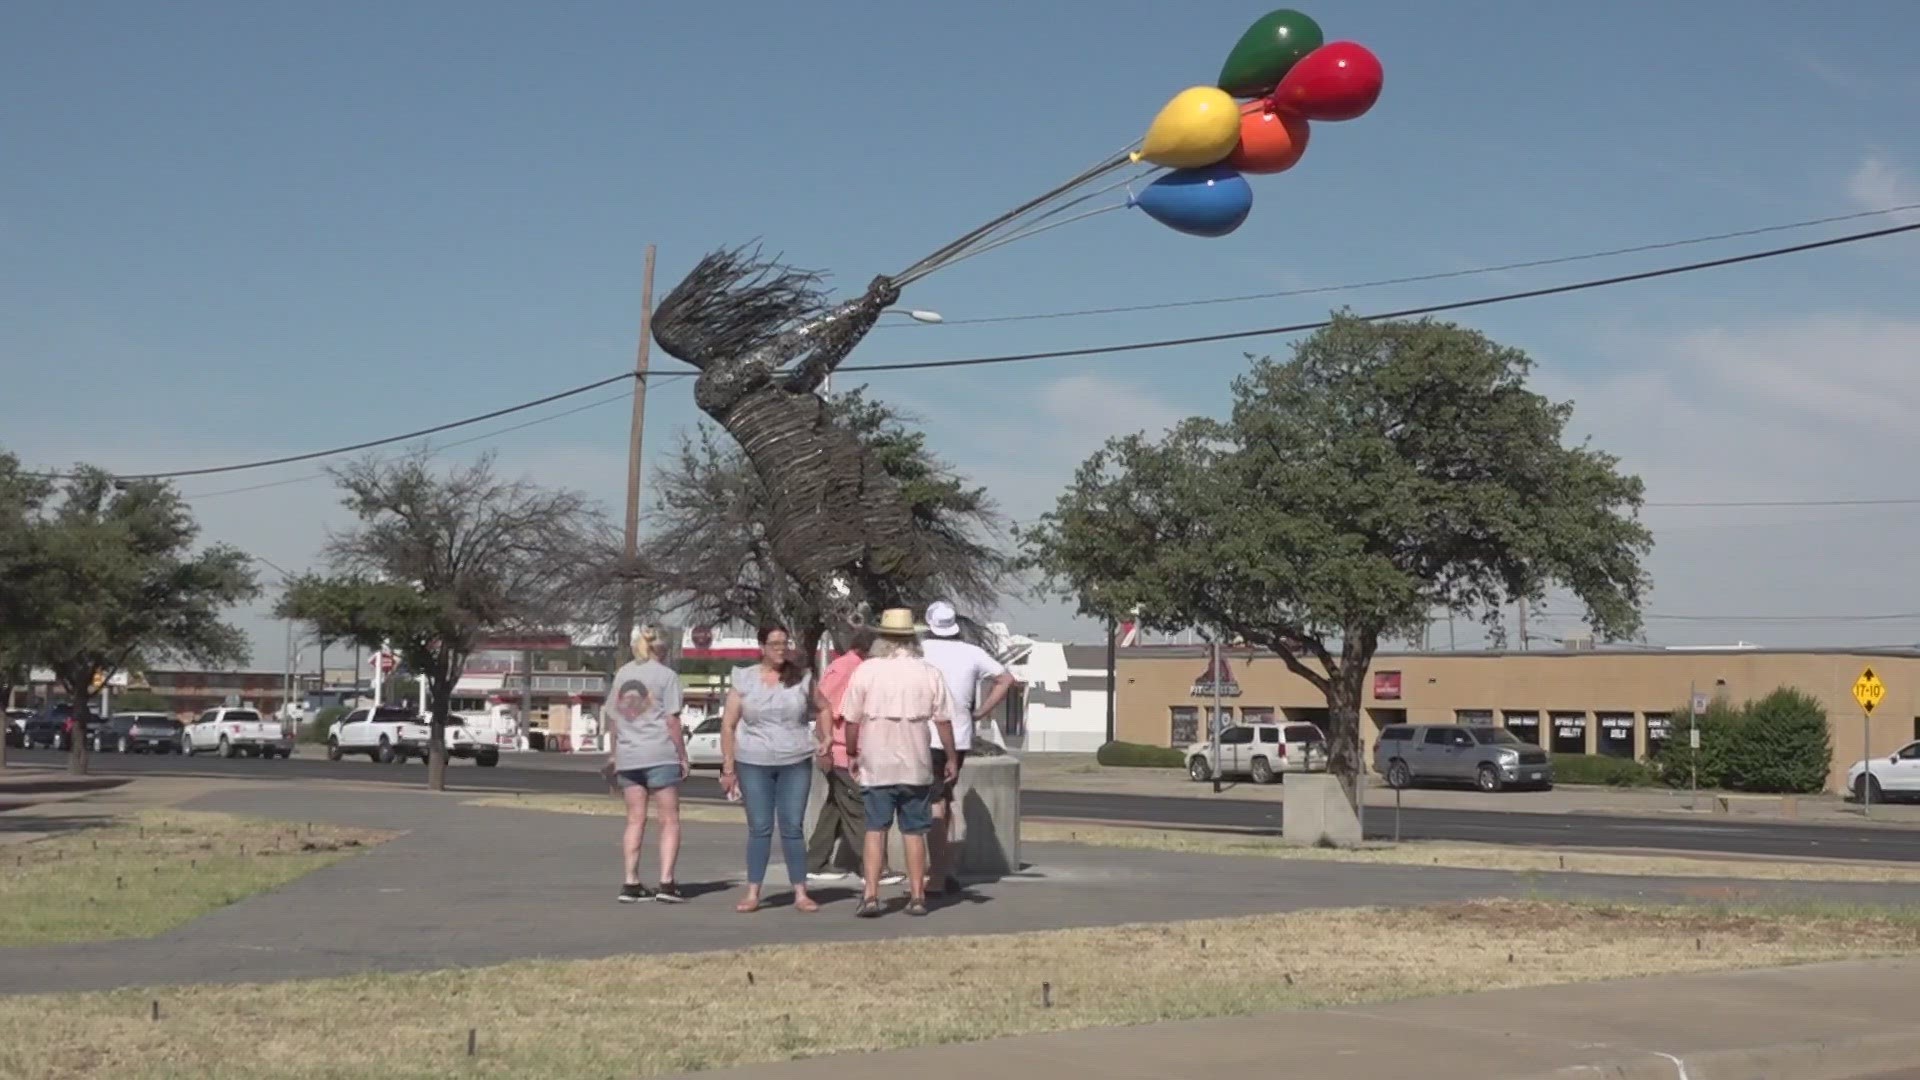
[0,810,393,946]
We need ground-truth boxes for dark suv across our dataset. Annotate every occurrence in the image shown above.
[22,704,76,750]
[1374,723,1553,792]
[92,713,184,754]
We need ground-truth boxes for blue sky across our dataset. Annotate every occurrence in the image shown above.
[7,0,1920,664]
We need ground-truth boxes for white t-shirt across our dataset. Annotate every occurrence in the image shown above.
[921,638,1007,751]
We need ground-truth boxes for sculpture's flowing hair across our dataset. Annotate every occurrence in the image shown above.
[652,245,832,363]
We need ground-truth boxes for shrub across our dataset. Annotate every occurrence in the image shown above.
[302,706,348,745]
[1652,688,1832,794]
[1725,687,1831,794]
[1551,753,1654,787]
[1096,741,1186,768]
[1653,697,1743,790]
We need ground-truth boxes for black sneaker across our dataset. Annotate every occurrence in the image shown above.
[653,882,685,904]
[618,883,654,904]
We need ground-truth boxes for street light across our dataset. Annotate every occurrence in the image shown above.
[824,309,947,396]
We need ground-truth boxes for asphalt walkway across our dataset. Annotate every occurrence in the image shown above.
[4,783,1919,995]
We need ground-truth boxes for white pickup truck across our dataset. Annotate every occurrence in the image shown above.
[184,707,295,759]
[326,706,500,766]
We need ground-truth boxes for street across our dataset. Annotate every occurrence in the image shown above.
[11,747,1920,862]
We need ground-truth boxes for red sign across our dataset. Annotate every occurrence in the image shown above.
[379,653,398,674]
[691,625,714,651]
[1373,671,1401,700]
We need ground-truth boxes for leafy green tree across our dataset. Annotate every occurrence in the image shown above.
[637,388,1007,662]
[278,451,606,790]
[1023,316,1651,808]
[0,464,257,774]
[108,690,174,715]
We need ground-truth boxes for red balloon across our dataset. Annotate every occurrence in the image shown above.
[1227,100,1311,175]
[1269,41,1382,122]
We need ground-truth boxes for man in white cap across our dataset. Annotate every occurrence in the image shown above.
[920,599,1015,895]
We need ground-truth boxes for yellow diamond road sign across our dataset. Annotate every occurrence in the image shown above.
[1854,667,1886,715]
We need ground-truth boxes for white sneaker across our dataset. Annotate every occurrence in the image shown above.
[807,871,850,883]
[878,871,907,886]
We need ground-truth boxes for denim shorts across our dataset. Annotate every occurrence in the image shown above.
[617,764,683,790]
[863,785,933,835]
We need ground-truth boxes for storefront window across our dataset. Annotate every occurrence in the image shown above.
[1503,710,1541,745]
[1456,709,1494,727]
[1207,706,1234,736]
[1170,707,1199,747]
[1240,707,1276,726]
[1597,713,1636,759]
[1645,713,1673,756]
[1551,712,1587,755]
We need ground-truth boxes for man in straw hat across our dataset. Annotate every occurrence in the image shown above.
[837,608,959,918]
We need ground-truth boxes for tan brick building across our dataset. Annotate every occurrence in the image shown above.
[1115,645,1920,792]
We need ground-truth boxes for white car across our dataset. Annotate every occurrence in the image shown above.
[685,715,724,768]
[1848,740,1920,803]
[184,707,295,759]
[1185,722,1329,784]
[327,706,500,767]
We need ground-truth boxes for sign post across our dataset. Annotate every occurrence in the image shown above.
[1853,666,1885,817]
[1688,685,1707,812]
[1209,640,1223,795]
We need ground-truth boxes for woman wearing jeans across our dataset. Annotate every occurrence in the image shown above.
[720,625,820,913]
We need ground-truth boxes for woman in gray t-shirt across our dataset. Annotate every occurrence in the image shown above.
[600,627,688,904]
[720,625,821,913]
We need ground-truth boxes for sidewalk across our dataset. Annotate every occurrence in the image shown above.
[679,957,1920,1080]
[1016,752,1920,828]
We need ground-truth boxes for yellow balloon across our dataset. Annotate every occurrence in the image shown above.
[1133,87,1241,168]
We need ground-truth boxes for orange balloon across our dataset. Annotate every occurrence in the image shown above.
[1227,101,1310,175]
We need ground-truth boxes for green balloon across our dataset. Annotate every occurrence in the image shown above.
[1217,10,1326,99]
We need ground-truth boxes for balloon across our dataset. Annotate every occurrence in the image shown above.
[1130,165,1254,238]
[1269,41,1383,122]
[1217,9,1325,98]
[1227,100,1310,174]
[1132,87,1241,169]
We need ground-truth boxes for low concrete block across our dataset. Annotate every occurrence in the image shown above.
[1282,773,1362,848]
[801,754,1020,879]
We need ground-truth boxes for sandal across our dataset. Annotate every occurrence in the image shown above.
[854,897,883,919]
[905,898,929,918]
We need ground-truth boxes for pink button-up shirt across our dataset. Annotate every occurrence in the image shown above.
[816,651,864,771]
[838,654,956,788]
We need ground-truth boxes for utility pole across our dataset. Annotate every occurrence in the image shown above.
[1104,617,1117,745]
[1517,598,1529,651]
[615,244,658,661]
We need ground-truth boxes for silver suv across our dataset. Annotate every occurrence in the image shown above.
[1374,724,1553,793]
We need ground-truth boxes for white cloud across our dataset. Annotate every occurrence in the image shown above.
[1846,155,1920,223]
[1533,316,1920,646]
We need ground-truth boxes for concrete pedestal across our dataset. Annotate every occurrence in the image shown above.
[802,754,1020,880]
[1282,773,1362,848]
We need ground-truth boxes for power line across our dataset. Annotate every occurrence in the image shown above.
[1643,612,1920,623]
[883,202,1920,328]
[26,216,1920,484]
[844,219,1920,373]
[31,372,693,484]
[1645,496,1920,509]
[179,386,641,499]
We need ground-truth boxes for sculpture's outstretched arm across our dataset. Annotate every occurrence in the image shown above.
[780,275,900,394]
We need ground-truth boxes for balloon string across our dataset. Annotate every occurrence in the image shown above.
[898,203,1130,285]
[897,142,1139,281]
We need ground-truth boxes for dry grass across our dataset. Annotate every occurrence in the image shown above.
[471,793,1920,884]
[4,900,1916,1079]
[0,810,392,946]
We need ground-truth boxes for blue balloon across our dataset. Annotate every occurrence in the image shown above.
[1130,165,1253,237]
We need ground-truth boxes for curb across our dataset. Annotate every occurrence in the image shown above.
[1528,1029,1920,1079]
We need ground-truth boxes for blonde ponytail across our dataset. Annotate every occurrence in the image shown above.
[632,625,664,662]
